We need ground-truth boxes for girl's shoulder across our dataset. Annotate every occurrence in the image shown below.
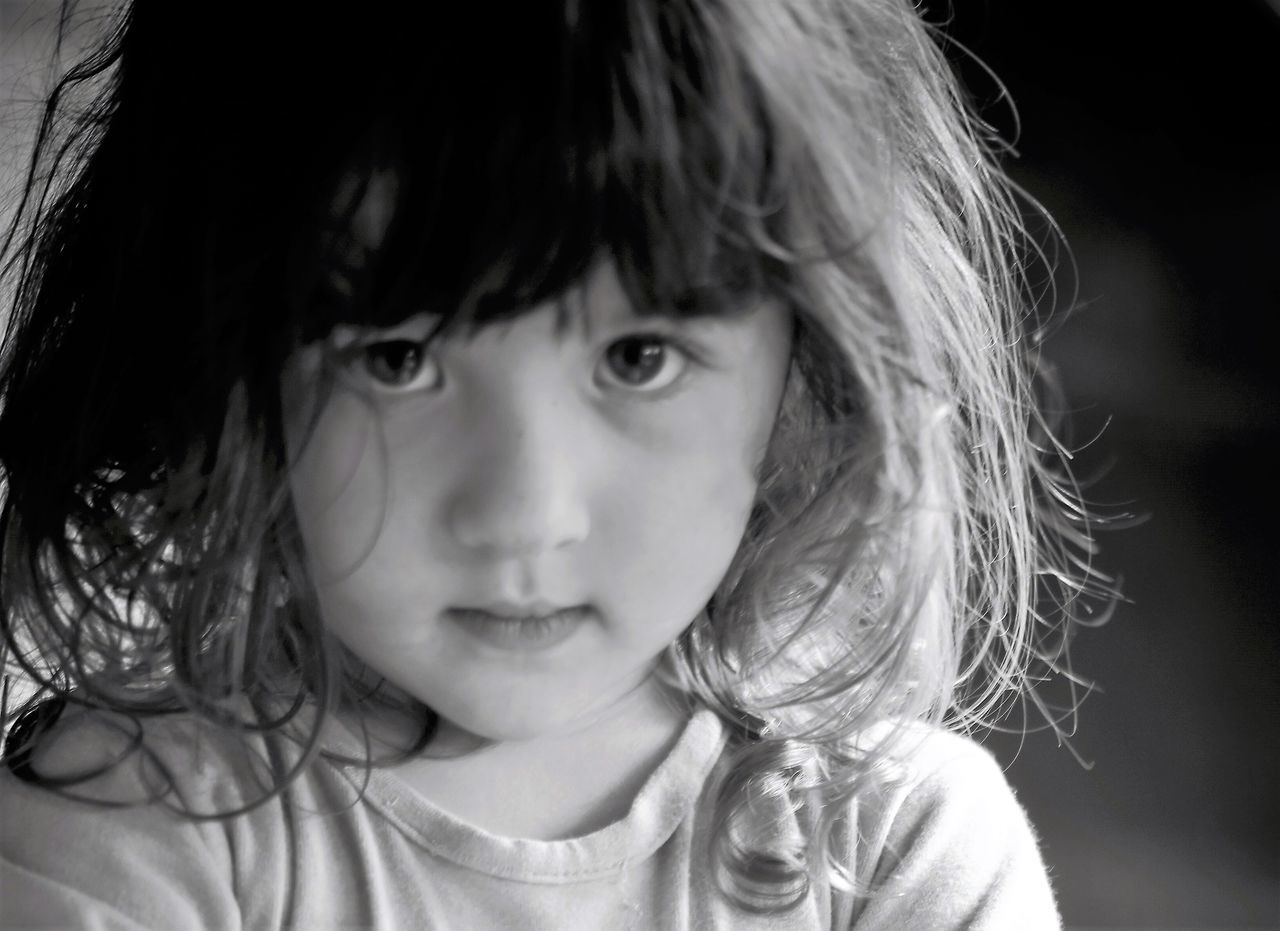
[878,722,1020,804]
[4,702,270,808]
[0,705,252,928]
[836,722,1061,929]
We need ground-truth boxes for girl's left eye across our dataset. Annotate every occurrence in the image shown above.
[597,335,688,392]
[353,339,442,393]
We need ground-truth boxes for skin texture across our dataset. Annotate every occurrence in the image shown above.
[282,260,791,835]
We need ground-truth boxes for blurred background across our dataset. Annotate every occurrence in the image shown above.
[3,2,1278,928]
[935,3,1280,928]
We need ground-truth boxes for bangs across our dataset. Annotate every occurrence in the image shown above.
[284,1,789,345]
[0,0,807,527]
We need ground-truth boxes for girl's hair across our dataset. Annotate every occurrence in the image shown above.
[1,0,1107,913]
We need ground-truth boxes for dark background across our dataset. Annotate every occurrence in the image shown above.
[932,2,1280,927]
[3,2,1279,927]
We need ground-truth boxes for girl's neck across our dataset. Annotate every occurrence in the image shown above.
[350,680,693,840]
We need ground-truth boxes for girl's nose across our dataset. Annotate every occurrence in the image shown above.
[445,394,591,558]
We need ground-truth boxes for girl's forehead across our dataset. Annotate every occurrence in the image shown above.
[328,256,655,338]
[322,165,770,338]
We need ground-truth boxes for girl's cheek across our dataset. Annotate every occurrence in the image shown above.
[614,411,763,537]
[284,392,389,581]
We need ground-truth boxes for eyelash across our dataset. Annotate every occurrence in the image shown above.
[332,331,701,397]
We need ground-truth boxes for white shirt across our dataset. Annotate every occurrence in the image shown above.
[1,706,1061,929]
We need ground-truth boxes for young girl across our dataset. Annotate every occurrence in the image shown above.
[0,1,1101,927]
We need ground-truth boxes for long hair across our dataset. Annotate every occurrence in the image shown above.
[0,0,1106,912]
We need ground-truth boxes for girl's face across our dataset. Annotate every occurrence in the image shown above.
[283,261,791,742]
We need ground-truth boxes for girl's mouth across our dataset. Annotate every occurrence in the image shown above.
[443,605,591,651]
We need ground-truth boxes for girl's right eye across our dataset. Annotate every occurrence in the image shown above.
[351,339,443,394]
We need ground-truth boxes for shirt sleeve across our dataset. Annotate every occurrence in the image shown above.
[848,731,1062,930]
[1,772,242,931]
[0,710,248,931]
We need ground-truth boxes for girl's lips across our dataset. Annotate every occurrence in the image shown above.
[444,605,591,651]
